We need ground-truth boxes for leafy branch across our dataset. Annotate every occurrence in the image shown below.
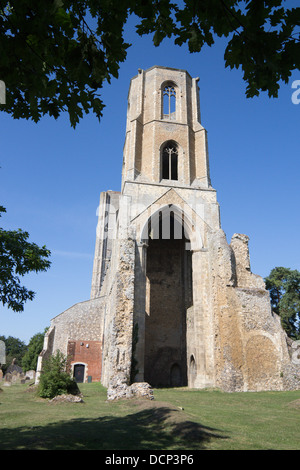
[0,0,299,126]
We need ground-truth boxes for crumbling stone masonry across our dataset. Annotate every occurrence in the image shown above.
[37,66,300,397]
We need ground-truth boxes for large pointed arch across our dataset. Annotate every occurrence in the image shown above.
[140,203,203,251]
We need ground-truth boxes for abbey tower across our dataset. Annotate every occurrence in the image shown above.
[37,66,300,397]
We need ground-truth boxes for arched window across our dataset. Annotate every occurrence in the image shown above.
[190,355,196,371]
[162,83,176,119]
[162,142,178,180]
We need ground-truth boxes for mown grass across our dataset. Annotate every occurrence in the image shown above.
[0,382,299,450]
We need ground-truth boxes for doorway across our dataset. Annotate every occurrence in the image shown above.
[143,208,193,387]
[73,363,85,383]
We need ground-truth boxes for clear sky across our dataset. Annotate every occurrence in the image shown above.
[1,14,299,345]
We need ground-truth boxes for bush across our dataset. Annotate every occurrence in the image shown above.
[37,351,79,399]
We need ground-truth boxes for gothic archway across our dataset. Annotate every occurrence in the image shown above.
[142,205,193,387]
[140,203,203,252]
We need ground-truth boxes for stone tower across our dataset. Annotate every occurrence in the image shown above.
[38,66,300,396]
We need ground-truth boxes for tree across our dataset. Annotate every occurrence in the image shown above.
[0,335,27,373]
[265,266,300,340]
[22,331,45,372]
[0,206,51,312]
[0,0,299,128]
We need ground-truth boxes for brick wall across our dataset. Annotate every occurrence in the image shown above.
[67,340,102,382]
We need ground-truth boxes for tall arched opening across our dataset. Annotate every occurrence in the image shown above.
[142,205,193,387]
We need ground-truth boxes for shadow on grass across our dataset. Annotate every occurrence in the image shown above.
[0,403,228,450]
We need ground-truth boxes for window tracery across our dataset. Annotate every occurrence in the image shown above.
[162,142,178,180]
[163,84,176,119]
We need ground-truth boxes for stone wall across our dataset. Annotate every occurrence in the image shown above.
[100,229,136,395]
[50,297,105,355]
[210,230,300,392]
[36,297,105,384]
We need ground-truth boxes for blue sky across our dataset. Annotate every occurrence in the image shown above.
[1,14,299,345]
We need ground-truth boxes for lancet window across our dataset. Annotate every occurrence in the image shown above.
[162,142,178,180]
[163,84,176,120]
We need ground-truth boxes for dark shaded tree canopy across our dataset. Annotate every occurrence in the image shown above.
[0,0,299,127]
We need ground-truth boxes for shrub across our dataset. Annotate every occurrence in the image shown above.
[37,351,79,399]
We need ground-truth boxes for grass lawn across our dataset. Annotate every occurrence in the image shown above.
[0,382,299,450]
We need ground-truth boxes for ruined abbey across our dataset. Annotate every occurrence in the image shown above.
[37,66,300,398]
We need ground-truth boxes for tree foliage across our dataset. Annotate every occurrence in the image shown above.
[0,0,299,127]
[265,266,300,340]
[37,350,79,399]
[0,334,27,373]
[21,331,45,371]
[0,206,51,312]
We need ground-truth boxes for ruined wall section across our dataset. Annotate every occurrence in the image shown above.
[230,233,265,290]
[91,191,121,299]
[99,227,137,399]
[35,326,55,383]
[210,230,300,392]
[209,230,244,391]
